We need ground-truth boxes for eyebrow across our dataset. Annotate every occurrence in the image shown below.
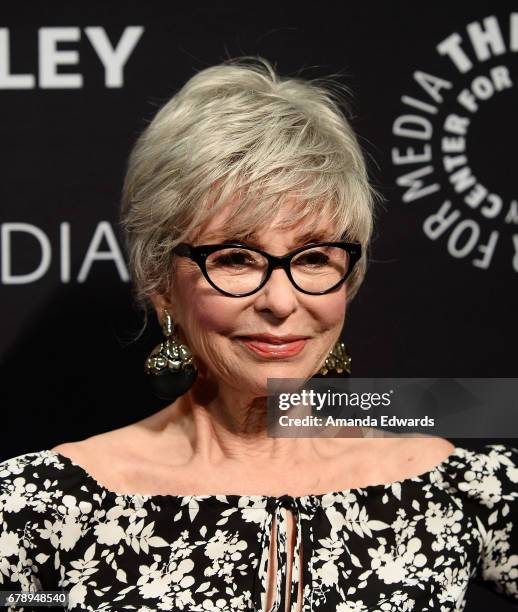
[202,230,335,249]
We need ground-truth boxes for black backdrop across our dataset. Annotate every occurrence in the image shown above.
[1,3,517,610]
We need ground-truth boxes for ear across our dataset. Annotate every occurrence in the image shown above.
[149,291,176,325]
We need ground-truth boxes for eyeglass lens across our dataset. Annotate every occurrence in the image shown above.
[204,245,350,294]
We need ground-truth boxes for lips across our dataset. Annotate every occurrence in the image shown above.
[240,334,308,344]
[238,334,308,358]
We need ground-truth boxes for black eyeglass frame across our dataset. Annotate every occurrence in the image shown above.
[172,241,362,297]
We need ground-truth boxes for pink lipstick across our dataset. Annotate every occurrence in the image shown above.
[238,334,308,358]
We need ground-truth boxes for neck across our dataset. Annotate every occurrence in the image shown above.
[156,379,369,472]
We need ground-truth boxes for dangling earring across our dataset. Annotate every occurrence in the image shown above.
[144,309,198,400]
[318,341,352,376]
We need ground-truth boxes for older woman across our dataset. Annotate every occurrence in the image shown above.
[1,58,518,612]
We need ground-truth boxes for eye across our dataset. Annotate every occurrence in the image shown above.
[216,251,251,265]
[208,248,263,269]
[294,251,330,266]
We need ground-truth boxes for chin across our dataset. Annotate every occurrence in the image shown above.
[241,366,316,392]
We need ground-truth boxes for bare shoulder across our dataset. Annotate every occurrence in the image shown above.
[51,405,172,459]
[51,423,145,462]
[50,441,84,461]
[50,423,145,480]
[49,406,187,490]
[392,436,456,475]
[49,408,192,495]
[408,436,455,459]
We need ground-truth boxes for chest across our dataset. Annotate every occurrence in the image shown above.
[44,492,483,612]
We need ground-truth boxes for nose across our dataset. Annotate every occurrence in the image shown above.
[253,267,298,318]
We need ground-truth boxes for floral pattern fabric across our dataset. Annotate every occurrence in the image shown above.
[1,445,518,611]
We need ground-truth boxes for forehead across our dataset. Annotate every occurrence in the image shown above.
[193,198,337,242]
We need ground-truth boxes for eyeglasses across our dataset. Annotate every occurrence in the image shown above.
[172,241,362,297]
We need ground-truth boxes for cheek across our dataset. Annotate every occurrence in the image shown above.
[173,268,243,337]
[308,287,347,330]
[189,296,240,335]
[180,295,247,379]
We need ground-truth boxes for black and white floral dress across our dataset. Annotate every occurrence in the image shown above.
[1,444,518,611]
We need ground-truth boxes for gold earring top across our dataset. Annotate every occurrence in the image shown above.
[162,309,174,337]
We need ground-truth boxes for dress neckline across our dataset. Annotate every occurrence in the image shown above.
[44,446,466,507]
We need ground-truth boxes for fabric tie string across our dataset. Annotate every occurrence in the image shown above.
[252,494,305,612]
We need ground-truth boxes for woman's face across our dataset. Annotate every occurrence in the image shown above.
[154,200,347,397]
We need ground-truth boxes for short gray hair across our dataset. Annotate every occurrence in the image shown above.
[120,57,379,335]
